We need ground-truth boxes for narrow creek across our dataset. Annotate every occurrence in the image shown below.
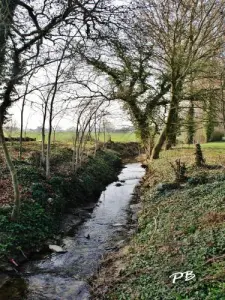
[1,163,145,300]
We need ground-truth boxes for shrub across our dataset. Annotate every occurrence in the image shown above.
[16,164,44,186]
[210,130,224,142]
[0,202,54,255]
[188,174,208,186]
[50,148,73,165]
[28,151,41,167]
[31,183,49,206]
[60,150,121,206]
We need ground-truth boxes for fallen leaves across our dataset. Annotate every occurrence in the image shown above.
[0,179,13,205]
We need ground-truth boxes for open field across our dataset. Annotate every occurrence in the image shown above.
[179,142,225,150]
[4,130,225,148]
[4,131,138,143]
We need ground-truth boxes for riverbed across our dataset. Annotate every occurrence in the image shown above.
[1,163,145,300]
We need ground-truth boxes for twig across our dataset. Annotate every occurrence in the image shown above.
[206,254,225,264]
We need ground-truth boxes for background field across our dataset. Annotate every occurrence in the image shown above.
[178,142,225,150]
[4,131,139,143]
[4,130,225,149]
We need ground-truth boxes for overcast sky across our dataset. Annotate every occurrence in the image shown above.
[7,0,133,131]
[9,99,132,130]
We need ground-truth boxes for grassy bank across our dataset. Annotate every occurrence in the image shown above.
[0,150,121,263]
[92,145,225,299]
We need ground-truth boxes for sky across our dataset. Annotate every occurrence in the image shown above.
[7,0,133,131]
[9,98,132,130]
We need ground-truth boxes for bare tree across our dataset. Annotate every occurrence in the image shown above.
[72,98,106,170]
[137,0,224,158]
[0,0,113,219]
[18,71,36,159]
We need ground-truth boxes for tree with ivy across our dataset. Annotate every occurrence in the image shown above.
[205,97,217,142]
[186,101,196,144]
[76,8,171,157]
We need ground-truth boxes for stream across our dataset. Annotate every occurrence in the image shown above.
[1,163,145,300]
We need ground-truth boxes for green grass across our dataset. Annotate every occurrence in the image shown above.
[179,142,225,149]
[201,142,225,149]
[5,131,138,143]
[107,180,225,299]
[177,142,225,150]
[100,132,138,143]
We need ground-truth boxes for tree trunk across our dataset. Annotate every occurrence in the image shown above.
[53,129,56,144]
[41,129,45,167]
[165,81,182,150]
[0,0,17,75]
[150,127,166,160]
[165,108,179,150]
[103,120,106,147]
[0,123,20,220]
[221,73,225,133]
[19,99,25,160]
[72,128,79,171]
[0,1,20,220]
[41,101,48,167]
[128,101,154,158]
[94,114,98,157]
[46,129,52,178]
[186,101,195,144]
[139,123,152,158]
[46,102,53,178]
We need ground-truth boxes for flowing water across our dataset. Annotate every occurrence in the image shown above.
[1,163,145,300]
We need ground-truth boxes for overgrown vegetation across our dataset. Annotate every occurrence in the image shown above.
[0,150,121,258]
[1,0,224,219]
[0,0,225,296]
[92,146,225,299]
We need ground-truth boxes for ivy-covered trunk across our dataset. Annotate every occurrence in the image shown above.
[129,103,154,158]
[165,81,182,150]
[150,127,166,160]
[0,0,17,73]
[186,101,195,144]
[150,81,182,159]
[0,0,20,219]
[139,121,153,158]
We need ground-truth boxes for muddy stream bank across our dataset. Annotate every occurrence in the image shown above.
[1,163,145,300]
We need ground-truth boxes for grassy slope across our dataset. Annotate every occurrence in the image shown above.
[93,145,225,300]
